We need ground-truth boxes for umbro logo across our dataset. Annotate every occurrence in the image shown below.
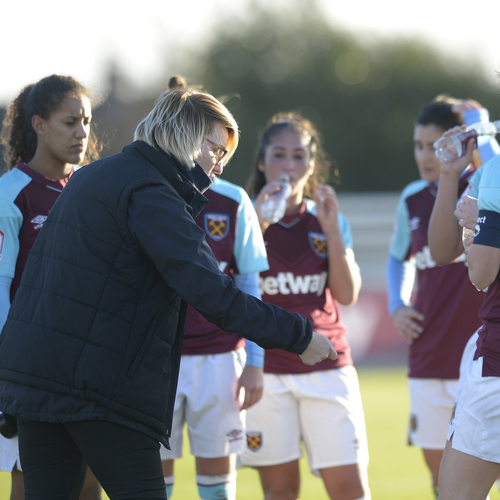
[226,429,243,442]
[409,216,420,231]
[31,215,47,230]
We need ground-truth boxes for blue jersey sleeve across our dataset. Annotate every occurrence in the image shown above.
[478,155,500,213]
[0,276,12,330]
[234,189,269,274]
[388,180,428,262]
[213,178,269,275]
[467,168,482,199]
[386,254,416,316]
[463,108,500,165]
[337,212,353,250]
[0,169,31,279]
[389,190,412,262]
[234,272,264,368]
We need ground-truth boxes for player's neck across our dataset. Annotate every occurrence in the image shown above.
[27,154,72,180]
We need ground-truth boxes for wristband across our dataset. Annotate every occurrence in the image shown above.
[473,210,500,249]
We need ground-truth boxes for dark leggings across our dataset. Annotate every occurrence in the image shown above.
[18,419,167,500]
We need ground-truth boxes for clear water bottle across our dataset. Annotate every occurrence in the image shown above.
[433,121,500,162]
[261,174,292,224]
[462,227,475,249]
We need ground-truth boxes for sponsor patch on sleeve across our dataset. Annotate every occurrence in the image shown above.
[473,210,500,249]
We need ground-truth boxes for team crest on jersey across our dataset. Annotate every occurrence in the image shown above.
[308,232,328,258]
[204,213,229,241]
[0,230,4,261]
[246,432,263,452]
[31,215,48,230]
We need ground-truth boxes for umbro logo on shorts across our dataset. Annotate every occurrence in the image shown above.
[226,429,243,443]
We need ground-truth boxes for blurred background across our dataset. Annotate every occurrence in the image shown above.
[2,0,499,366]
[2,0,499,363]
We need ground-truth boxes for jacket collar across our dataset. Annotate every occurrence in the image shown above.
[123,141,209,216]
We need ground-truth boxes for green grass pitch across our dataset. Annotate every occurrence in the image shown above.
[0,366,498,499]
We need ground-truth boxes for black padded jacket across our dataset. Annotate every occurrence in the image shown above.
[0,141,312,447]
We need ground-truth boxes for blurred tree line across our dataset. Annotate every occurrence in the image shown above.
[1,0,498,192]
[185,1,499,192]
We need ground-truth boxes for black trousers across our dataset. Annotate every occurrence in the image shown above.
[18,418,167,500]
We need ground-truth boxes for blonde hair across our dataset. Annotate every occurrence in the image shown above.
[134,89,239,168]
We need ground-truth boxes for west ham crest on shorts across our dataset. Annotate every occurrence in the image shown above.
[308,232,328,259]
[246,431,263,452]
[204,213,230,241]
[409,414,417,432]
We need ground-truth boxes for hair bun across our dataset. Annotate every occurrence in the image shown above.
[168,76,187,91]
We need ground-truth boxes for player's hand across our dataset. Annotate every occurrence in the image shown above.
[438,125,475,177]
[454,196,479,231]
[451,99,483,116]
[299,332,337,366]
[392,306,424,344]
[236,365,264,410]
[314,184,340,233]
[254,180,285,233]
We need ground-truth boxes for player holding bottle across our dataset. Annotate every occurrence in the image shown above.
[386,96,499,498]
[239,112,370,500]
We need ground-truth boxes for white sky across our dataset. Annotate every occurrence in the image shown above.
[1,0,499,107]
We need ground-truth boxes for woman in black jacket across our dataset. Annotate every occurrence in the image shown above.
[0,88,336,500]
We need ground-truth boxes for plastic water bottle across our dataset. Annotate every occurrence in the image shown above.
[433,121,500,162]
[261,174,292,224]
[462,227,475,249]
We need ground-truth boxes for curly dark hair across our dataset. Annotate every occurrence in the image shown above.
[0,74,102,169]
[246,112,335,200]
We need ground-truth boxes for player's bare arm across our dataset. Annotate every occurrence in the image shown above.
[428,131,475,264]
[315,184,361,306]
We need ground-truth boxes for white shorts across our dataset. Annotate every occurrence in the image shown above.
[407,378,458,449]
[160,349,246,461]
[448,355,500,463]
[456,331,480,402]
[238,367,369,476]
[0,435,21,472]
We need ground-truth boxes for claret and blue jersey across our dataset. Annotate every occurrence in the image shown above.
[388,170,484,379]
[181,177,269,355]
[0,162,73,301]
[260,198,353,375]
